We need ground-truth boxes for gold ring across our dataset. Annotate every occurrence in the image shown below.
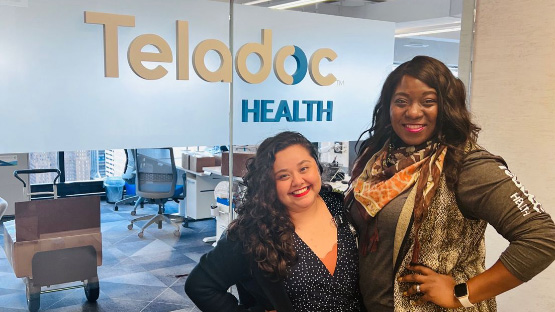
[416,284,421,293]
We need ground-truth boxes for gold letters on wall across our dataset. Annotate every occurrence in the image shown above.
[310,48,337,86]
[84,11,135,78]
[235,29,272,84]
[274,46,296,85]
[192,39,232,82]
[176,20,189,80]
[128,34,172,80]
[84,11,337,85]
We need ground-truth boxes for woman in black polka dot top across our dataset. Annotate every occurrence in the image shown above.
[185,131,363,311]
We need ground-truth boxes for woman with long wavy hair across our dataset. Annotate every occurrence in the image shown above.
[185,131,362,312]
[346,55,555,311]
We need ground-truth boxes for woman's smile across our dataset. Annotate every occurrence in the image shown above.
[404,124,426,133]
[291,186,310,197]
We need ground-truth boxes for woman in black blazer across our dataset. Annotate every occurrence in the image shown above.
[185,131,362,312]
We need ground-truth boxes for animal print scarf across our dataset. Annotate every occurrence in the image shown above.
[353,139,446,260]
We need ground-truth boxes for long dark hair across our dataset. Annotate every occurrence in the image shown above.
[227,131,322,279]
[348,55,480,194]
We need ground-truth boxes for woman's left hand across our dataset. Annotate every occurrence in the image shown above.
[398,264,461,309]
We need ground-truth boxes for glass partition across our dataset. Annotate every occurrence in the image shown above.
[0,0,482,311]
[0,0,470,193]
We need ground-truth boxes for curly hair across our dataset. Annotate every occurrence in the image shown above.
[227,131,323,280]
[349,56,480,194]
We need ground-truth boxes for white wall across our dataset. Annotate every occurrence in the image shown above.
[289,0,464,82]
[394,38,460,67]
[471,0,555,310]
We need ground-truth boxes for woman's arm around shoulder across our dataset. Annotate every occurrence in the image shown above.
[185,232,254,312]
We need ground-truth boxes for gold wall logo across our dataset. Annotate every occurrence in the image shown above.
[84,11,337,85]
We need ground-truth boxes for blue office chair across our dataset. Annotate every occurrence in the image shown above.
[127,148,184,238]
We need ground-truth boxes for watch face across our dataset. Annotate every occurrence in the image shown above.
[454,283,468,297]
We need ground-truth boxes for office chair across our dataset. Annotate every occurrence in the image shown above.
[127,148,184,238]
[114,149,143,211]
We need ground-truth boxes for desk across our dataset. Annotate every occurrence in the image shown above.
[202,166,222,176]
[181,168,226,220]
[192,166,241,244]
[203,166,243,181]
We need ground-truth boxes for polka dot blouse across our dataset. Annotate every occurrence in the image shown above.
[284,191,362,311]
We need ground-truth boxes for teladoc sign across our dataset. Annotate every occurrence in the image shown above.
[84,11,337,86]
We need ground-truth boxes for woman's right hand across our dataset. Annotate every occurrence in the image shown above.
[398,264,461,308]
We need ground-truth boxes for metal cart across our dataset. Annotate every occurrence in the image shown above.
[4,169,101,312]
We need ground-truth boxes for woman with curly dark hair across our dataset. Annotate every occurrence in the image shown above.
[185,131,362,312]
[346,55,555,311]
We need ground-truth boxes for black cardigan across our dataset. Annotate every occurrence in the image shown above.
[184,191,347,312]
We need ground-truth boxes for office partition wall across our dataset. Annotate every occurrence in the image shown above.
[0,0,394,199]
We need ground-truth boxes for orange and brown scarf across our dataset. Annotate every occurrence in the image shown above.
[353,140,446,261]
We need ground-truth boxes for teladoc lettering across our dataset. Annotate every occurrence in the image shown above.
[84,11,337,85]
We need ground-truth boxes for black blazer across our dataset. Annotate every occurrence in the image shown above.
[185,230,293,311]
[184,191,349,312]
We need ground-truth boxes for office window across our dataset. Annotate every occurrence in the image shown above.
[103,149,126,178]
[64,149,125,182]
[29,150,125,185]
[64,150,92,182]
[28,152,58,185]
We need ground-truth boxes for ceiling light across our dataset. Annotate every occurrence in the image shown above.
[243,0,271,5]
[395,27,461,38]
[269,0,328,10]
[403,43,429,48]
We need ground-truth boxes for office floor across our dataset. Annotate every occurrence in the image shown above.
[0,200,217,312]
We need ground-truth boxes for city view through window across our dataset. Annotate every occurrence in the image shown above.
[28,150,126,184]
[27,146,216,188]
